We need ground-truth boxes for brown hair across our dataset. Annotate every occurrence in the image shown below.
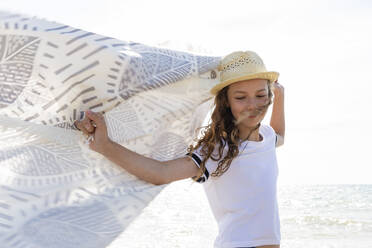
[188,80,274,181]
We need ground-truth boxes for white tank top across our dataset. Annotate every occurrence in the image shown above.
[190,124,281,248]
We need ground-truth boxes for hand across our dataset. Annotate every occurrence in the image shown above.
[75,110,112,154]
[73,111,96,136]
[272,80,284,100]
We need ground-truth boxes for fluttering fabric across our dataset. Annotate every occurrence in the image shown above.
[0,11,220,248]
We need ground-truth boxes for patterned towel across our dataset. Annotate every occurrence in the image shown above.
[0,11,220,248]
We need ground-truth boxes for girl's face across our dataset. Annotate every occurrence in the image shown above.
[227,79,270,129]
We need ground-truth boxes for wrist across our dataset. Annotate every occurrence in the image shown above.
[101,138,115,157]
[273,93,284,102]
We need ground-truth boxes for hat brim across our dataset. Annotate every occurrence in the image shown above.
[210,71,279,95]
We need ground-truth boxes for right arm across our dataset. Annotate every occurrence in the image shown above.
[75,110,200,185]
[101,140,200,185]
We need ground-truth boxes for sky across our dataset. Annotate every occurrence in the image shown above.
[0,0,371,184]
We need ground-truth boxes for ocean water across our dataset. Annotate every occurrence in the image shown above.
[278,184,372,247]
[107,182,372,248]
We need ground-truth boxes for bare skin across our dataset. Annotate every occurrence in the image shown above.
[74,79,285,248]
[227,79,285,145]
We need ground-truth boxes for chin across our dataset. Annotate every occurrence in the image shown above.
[240,120,261,129]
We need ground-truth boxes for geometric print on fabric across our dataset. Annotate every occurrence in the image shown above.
[0,34,39,108]
[0,11,221,248]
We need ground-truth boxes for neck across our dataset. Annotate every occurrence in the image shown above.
[238,125,261,141]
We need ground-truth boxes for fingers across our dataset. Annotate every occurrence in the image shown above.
[74,110,105,135]
[86,110,105,128]
[74,112,96,135]
[82,117,95,133]
[73,120,81,131]
[74,120,93,136]
[275,80,284,88]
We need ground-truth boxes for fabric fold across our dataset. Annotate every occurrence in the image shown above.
[0,11,220,248]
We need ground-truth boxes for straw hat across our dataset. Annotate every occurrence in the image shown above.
[210,51,279,95]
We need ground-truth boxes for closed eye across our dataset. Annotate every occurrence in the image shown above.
[235,95,266,99]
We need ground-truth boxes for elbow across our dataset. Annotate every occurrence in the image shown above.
[152,179,169,186]
[145,174,169,186]
[141,177,167,186]
[154,179,172,186]
[156,173,173,185]
[152,165,171,185]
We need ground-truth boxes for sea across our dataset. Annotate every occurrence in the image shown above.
[107,182,372,248]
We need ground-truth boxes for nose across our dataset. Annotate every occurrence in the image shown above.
[244,98,258,111]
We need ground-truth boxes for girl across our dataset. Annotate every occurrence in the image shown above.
[74,51,285,248]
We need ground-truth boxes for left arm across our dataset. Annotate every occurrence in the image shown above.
[270,81,285,147]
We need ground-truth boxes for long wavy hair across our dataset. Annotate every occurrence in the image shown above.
[188,80,274,181]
